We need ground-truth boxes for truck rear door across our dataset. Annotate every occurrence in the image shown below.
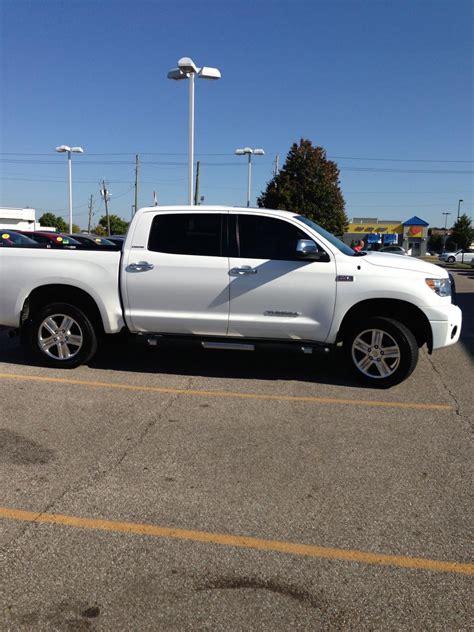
[121,210,230,336]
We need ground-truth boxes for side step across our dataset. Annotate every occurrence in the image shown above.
[201,341,255,351]
[143,334,331,355]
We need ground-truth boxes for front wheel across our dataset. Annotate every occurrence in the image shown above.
[25,302,98,368]
[447,256,455,263]
[345,317,418,387]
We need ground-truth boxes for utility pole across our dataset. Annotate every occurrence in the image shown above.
[101,180,111,236]
[87,195,93,233]
[194,160,200,206]
[134,154,139,216]
[273,154,279,177]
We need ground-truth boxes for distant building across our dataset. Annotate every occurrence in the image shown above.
[0,207,53,231]
[344,215,430,256]
[0,207,37,230]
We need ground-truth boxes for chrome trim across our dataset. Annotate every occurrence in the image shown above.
[264,310,301,317]
[296,239,318,256]
[126,261,154,272]
[202,342,255,351]
[229,266,258,276]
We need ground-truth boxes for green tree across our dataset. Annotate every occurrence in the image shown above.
[449,214,474,250]
[427,232,443,253]
[257,139,348,237]
[97,214,129,235]
[38,212,68,232]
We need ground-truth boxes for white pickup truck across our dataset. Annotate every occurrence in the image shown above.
[0,206,462,386]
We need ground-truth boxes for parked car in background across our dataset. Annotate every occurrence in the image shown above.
[438,249,474,264]
[0,230,40,247]
[106,235,126,248]
[378,245,407,255]
[69,234,119,249]
[18,231,81,249]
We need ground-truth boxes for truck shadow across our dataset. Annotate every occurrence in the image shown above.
[91,341,366,387]
[0,331,372,389]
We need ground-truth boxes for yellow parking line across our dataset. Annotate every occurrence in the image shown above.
[1,507,472,575]
[0,373,453,411]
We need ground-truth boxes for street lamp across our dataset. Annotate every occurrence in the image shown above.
[167,57,221,205]
[55,145,84,232]
[442,211,451,253]
[235,147,265,207]
[457,199,463,220]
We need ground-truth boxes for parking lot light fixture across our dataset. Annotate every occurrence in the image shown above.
[167,57,221,205]
[442,211,451,253]
[457,199,463,220]
[55,145,84,232]
[235,147,265,207]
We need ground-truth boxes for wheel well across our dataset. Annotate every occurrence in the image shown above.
[22,285,105,337]
[337,299,433,352]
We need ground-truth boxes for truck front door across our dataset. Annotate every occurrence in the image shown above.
[227,213,337,342]
[122,211,230,336]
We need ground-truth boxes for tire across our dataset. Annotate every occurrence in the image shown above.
[447,256,455,263]
[25,302,98,368]
[345,317,418,387]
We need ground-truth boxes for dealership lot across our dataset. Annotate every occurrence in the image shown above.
[1,268,472,631]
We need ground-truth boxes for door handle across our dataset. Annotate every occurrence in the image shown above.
[229,266,258,276]
[126,261,154,272]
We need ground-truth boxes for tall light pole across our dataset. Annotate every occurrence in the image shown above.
[442,212,451,253]
[235,147,265,207]
[457,199,463,220]
[167,57,221,205]
[56,145,84,232]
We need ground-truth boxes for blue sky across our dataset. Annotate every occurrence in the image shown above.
[0,0,472,229]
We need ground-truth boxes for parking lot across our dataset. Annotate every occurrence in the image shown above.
[1,267,472,631]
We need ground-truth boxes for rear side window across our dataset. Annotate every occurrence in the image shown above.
[237,215,310,260]
[148,213,224,257]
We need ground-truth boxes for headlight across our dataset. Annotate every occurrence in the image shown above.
[425,278,451,297]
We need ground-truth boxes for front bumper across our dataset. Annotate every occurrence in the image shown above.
[424,304,462,350]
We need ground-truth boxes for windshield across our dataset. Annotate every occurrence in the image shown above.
[1,231,38,245]
[294,215,358,256]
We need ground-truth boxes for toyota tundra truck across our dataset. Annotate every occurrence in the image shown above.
[0,206,462,386]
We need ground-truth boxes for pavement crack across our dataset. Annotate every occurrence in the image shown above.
[426,353,471,430]
[2,391,181,550]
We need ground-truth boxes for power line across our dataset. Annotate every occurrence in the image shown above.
[0,151,473,162]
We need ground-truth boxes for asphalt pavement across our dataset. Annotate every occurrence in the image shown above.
[0,267,472,631]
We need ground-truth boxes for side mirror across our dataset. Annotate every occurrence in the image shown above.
[296,239,329,261]
[296,239,318,256]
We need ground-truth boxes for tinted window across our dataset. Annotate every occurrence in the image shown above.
[31,234,51,245]
[148,214,223,257]
[294,215,356,256]
[237,215,310,260]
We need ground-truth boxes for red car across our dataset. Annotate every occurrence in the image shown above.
[18,231,81,248]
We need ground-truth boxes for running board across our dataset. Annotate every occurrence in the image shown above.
[201,341,255,351]
[143,334,331,355]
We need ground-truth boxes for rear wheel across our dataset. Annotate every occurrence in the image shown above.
[26,302,98,368]
[345,317,418,387]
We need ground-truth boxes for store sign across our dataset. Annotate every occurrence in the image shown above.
[367,233,381,243]
[407,226,423,237]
